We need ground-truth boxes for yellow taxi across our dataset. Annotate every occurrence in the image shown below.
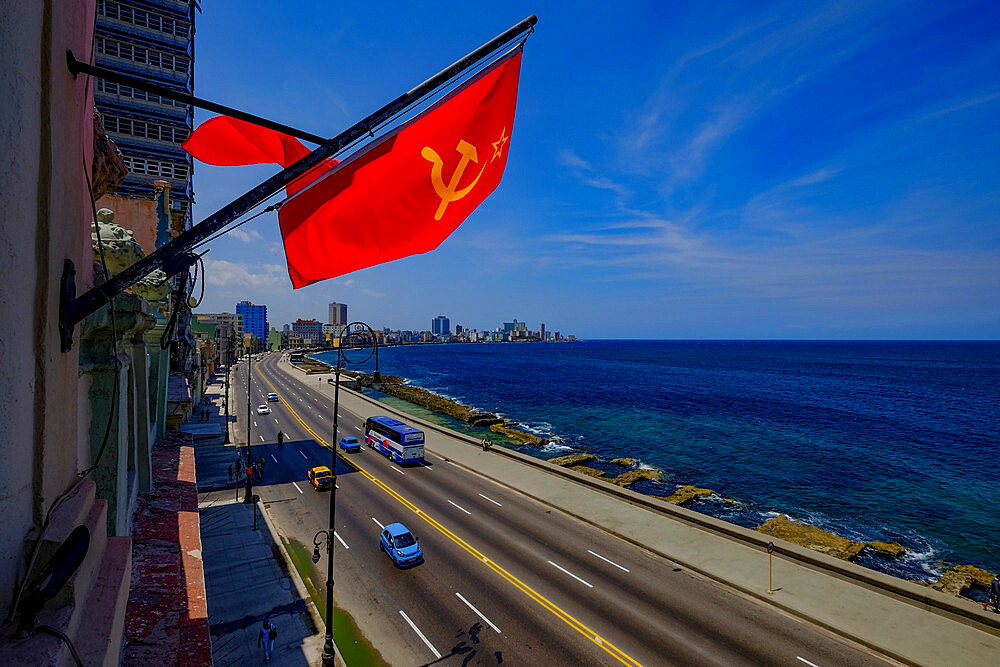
[307,466,333,490]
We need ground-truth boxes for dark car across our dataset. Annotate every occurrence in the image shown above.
[339,436,361,453]
[379,522,423,567]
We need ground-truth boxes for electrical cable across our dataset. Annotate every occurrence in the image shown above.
[190,204,276,250]
[189,253,206,308]
[35,624,85,667]
[78,156,121,478]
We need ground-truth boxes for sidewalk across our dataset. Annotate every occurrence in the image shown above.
[194,376,327,666]
[282,357,1000,666]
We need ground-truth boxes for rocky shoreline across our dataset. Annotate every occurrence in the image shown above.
[307,356,997,604]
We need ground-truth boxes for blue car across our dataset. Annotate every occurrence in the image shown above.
[339,436,361,453]
[379,522,423,567]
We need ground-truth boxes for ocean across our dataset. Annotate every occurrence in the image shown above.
[314,340,999,586]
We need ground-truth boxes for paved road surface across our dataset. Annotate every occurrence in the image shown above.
[228,352,888,666]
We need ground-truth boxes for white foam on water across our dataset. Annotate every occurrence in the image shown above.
[517,421,556,436]
[541,442,573,453]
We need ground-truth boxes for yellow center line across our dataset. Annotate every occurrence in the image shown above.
[257,369,644,667]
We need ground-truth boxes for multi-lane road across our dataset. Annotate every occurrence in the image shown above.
[232,352,888,666]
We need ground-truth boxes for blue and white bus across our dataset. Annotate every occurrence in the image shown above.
[365,416,425,465]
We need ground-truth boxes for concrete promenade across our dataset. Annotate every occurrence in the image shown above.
[194,377,328,666]
[284,356,1000,666]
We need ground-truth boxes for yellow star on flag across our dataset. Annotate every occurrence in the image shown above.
[491,127,509,162]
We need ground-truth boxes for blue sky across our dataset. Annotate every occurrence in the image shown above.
[191,1,1000,339]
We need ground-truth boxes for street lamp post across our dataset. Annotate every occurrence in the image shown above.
[319,322,380,666]
[223,334,232,444]
[243,337,253,503]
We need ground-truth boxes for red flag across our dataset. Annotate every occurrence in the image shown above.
[182,116,336,196]
[278,48,523,288]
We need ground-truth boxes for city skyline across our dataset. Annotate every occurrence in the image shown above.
[191,2,999,339]
[205,300,567,341]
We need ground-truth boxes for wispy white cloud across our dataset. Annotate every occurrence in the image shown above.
[557,149,590,170]
[229,228,264,243]
[919,90,1000,122]
[203,258,287,291]
[557,148,631,199]
[787,166,840,187]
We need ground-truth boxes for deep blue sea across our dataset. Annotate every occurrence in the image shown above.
[315,340,999,585]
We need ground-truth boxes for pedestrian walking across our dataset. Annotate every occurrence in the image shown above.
[989,573,1000,613]
[258,618,277,663]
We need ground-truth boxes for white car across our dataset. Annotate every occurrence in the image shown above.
[256,404,271,415]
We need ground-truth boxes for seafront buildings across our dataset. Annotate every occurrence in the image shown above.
[236,300,269,343]
[329,301,348,325]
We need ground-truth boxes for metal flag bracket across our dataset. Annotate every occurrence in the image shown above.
[59,15,537,352]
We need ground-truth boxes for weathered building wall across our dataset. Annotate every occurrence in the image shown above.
[96,194,159,255]
[0,0,98,613]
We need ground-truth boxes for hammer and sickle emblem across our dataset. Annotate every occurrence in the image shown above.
[421,140,486,221]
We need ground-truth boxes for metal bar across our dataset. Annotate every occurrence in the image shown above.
[62,14,537,344]
[66,51,327,145]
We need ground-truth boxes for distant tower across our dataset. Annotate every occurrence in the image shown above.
[432,315,450,336]
[328,302,348,325]
[540,323,545,340]
[236,301,268,342]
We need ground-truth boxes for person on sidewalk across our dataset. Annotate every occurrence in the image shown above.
[258,618,277,662]
[989,574,1000,612]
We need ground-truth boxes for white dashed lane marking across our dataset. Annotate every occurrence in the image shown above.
[291,482,303,494]
[447,500,471,515]
[548,560,593,588]
[588,550,630,572]
[478,493,502,507]
[455,592,501,634]
[399,610,440,659]
[333,531,349,549]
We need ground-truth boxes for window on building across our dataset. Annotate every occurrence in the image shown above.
[96,35,190,74]
[102,114,189,144]
[98,0,191,38]
[121,156,189,180]
[95,79,187,110]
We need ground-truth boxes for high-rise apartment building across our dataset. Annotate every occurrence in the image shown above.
[196,312,243,339]
[328,302,348,326]
[236,301,268,342]
[94,0,196,229]
[292,319,324,345]
[432,315,450,336]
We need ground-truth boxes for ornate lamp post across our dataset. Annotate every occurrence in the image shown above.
[223,333,233,444]
[243,336,253,503]
[317,322,380,666]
